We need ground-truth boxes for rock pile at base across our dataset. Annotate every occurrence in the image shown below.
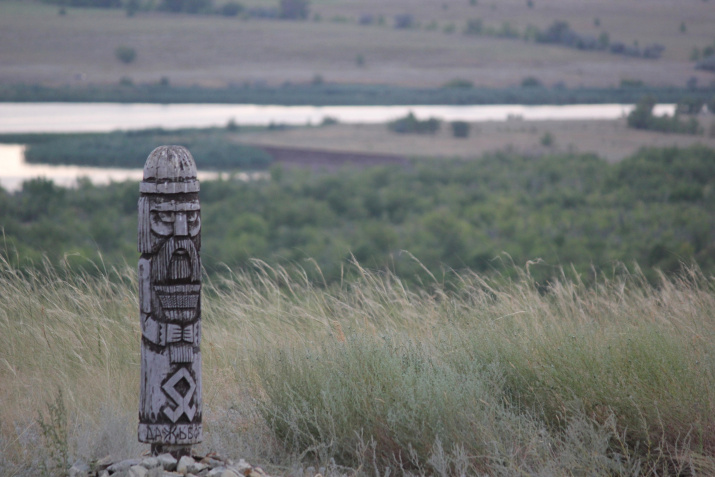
[68,453,271,477]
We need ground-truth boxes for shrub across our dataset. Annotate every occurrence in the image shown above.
[676,97,704,115]
[220,2,243,16]
[442,78,473,89]
[158,0,213,13]
[628,96,702,134]
[540,131,554,146]
[114,46,136,64]
[451,120,470,138]
[521,76,542,88]
[279,0,309,19]
[696,55,715,72]
[463,18,483,35]
[394,13,413,29]
[358,13,373,25]
[387,112,440,134]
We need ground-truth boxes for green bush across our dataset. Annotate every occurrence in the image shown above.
[220,2,243,16]
[450,120,470,138]
[387,112,440,134]
[628,96,702,134]
[521,76,542,88]
[114,46,136,64]
[442,78,473,89]
[279,0,309,19]
[463,18,483,35]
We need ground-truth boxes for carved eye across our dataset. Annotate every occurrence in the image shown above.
[158,211,175,222]
[186,211,199,223]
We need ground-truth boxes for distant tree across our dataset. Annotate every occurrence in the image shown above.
[359,14,373,25]
[279,0,309,19]
[388,112,440,134]
[442,78,473,89]
[45,0,121,7]
[627,96,656,129]
[521,76,542,88]
[451,121,470,138]
[220,2,244,16]
[628,95,702,134]
[696,55,715,72]
[115,46,137,64]
[536,20,571,43]
[676,97,704,115]
[125,0,140,16]
[159,0,213,14]
[463,18,483,35]
[540,131,554,147]
[394,14,413,29]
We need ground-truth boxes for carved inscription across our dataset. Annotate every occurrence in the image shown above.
[138,146,202,451]
[138,423,203,444]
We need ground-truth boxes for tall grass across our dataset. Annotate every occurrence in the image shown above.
[1,256,714,475]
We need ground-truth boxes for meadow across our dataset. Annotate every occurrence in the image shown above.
[1,257,715,476]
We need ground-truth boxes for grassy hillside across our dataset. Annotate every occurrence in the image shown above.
[0,0,714,90]
[1,258,714,475]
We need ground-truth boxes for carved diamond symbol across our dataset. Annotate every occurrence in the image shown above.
[162,368,197,423]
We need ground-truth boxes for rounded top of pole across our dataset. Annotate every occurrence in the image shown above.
[140,145,199,194]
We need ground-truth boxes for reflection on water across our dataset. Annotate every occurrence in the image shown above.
[0,144,221,192]
[0,102,678,191]
[0,103,677,134]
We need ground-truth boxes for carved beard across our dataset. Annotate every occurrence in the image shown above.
[152,236,201,284]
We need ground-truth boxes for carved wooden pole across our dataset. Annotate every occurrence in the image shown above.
[138,146,202,457]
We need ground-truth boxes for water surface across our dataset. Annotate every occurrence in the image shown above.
[0,103,676,134]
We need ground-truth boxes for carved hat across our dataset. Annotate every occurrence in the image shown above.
[140,145,199,194]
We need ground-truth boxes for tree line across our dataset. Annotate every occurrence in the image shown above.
[1,145,713,286]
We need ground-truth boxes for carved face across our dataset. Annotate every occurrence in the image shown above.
[139,194,201,255]
[149,197,201,241]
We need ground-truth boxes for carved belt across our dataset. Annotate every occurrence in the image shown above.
[155,284,200,322]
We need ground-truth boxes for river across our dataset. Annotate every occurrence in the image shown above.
[0,102,676,191]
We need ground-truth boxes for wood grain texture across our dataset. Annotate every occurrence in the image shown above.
[138,146,202,451]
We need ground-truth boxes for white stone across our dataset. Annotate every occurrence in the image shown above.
[109,459,142,474]
[188,462,208,474]
[232,459,252,473]
[128,465,149,477]
[68,461,90,477]
[177,455,196,474]
[158,453,178,471]
[142,457,162,469]
[220,470,241,477]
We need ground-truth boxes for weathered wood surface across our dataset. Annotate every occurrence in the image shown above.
[138,146,202,455]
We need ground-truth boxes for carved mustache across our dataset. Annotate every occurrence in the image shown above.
[153,236,201,284]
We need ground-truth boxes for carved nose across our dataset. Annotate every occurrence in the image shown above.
[174,212,188,236]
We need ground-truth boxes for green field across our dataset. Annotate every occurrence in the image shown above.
[1,0,714,91]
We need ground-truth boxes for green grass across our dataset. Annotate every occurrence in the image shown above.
[1,256,715,475]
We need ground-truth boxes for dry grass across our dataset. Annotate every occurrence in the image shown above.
[240,115,715,162]
[1,0,714,88]
[2,255,715,475]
